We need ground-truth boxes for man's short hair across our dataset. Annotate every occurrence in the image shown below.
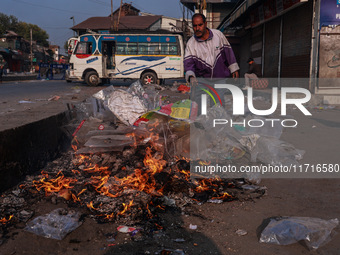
[247,57,254,63]
[192,13,206,23]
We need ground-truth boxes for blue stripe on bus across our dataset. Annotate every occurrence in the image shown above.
[120,56,165,64]
[115,65,147,75]
[113,61,166,76]
[116,36,138,42]
[159,36,176,43]
[138,36,159,43]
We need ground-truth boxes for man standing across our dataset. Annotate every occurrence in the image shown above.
[184,13,239,84]
[244,57,262,89]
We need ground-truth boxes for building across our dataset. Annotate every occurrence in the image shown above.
[0,31,29,72]
[219,0,340,95]
[71,15,163,35]
[180,0,239,29]
[110,3,140,18]
[140,12,184,32]
[71,3,165,35]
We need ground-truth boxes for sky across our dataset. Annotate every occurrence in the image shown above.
[2,0,188,54]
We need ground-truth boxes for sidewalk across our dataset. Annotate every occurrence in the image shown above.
[2,72,37,82]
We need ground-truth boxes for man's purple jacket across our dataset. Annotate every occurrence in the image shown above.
[184,28,239,81]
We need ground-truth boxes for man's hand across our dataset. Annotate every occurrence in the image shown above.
[189,76,198,86]
[232,71,239,79]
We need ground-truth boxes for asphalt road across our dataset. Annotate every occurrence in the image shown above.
[0,80,107,131]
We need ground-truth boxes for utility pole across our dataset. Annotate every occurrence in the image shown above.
[70,16,76,37]
[116,0,123,31]
[30,28,33,73]
[110,0,114,33]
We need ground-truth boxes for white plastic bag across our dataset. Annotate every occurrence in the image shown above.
[260,217,339,250]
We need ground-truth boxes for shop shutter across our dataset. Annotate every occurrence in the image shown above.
[281,0,313,79]
[251,25,263,67]
[264,17,281,78]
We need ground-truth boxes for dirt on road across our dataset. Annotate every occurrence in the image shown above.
[0,81,339,255]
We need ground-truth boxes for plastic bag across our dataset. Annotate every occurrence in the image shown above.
[190,105,245,161]
[244,116,283,139]
[260,217,339,250]
[127,80,160,111]
[24,208,82,240]
[251,136,305,166]
[107,89,147,126]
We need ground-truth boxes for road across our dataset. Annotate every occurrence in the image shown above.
[0,79,132,132]
[0,78,340,254]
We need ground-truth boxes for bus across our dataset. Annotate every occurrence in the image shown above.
[66,32,184,86]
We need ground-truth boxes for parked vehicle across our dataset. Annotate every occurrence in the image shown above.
[66,32,184,86]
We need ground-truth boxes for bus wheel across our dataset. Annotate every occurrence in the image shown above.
[85,71,100,86]
[141,72,157,85]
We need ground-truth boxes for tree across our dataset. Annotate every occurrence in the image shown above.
[16,22,49,47]
[0,13,18,35]
[0,12,49,47]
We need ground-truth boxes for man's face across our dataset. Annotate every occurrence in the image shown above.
[192,16,208,39]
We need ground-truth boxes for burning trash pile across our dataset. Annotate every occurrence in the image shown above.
[0,81,304,244]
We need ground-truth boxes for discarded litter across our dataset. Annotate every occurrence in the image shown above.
[250,136,305,166]
[48,95,60,101]
[259,216,339,250]
[24,208,82,240]
[235,229,248,236]
[107,89,147,125]
[207,199,223,204]
[19,100,35,104]
[156,249,185,255]
[177,84,190,93]
[173,238,185,243]
[189,224,197,230]
[117,225,137,233]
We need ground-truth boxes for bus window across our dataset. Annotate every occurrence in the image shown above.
[138,43,148,55]
[116,42,137,55]
[169,43,178,55]
[75,42,93,54]
[148,43,160,55]
[160,44,169,55]
[116,42,126,55]
[127,43,137,55]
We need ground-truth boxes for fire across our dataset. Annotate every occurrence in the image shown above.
[0,215,13,225]
[87,201,101,210]
[117,200,134,216]
[33,171,77,196]
[29,122,238,222]
[211,192,232,200]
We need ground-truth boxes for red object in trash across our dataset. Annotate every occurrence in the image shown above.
[72,119,86,137]
[177,84,190,93]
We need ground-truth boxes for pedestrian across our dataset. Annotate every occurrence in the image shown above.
[243,57,262,89]
[0,65,4,84]
[184,13,239,112]
[184,13,239,84]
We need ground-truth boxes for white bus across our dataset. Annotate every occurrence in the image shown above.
[66,32,184,86]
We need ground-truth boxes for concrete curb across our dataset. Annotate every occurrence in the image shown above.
[2,74,37,82]
[0,110,71,192]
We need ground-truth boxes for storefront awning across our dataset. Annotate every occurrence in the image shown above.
[222,0,308,29]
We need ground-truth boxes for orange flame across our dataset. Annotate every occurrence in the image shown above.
[33,171,77,197]
[0,215,13,225]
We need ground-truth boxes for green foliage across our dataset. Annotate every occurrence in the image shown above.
[0,13,18,35]
[16,22,49,47]
[0,12,49,47]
